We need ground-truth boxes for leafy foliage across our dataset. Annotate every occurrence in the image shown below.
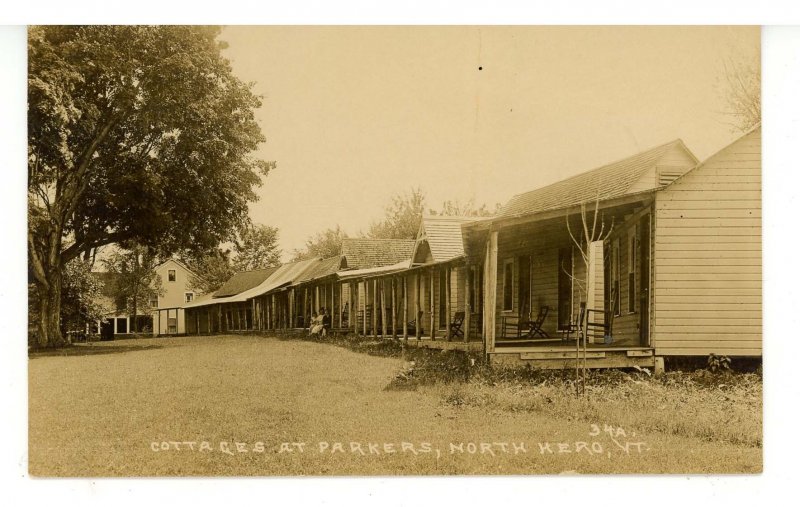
[181,247,235,294]
[29,258,105,345]
[292,225,349,261]
[707,353,733,373]
[431,198,499,217]
[102,244,163,332]
[232,224,282,271]
[366,187,427,240]
[27,26,272,346]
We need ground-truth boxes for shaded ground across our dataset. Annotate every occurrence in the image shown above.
[29,335,761,476]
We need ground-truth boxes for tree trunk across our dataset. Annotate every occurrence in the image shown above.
[34,271,66,349]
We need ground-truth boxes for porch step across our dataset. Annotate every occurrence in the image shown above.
[490,348,656,370]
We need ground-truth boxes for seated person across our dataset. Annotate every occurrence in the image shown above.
[321,308,332,337]
[309,311,323,336]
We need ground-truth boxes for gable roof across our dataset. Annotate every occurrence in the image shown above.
[412,215,477,264]
[154,258,204,281]
[496,139,696,220]
[213,267,280,298]
[340,238,415,269]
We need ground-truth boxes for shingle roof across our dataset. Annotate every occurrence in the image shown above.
[497,139,693,219]
[340,238,415,269]
[415,215,477,263]
[213,267,280,298]
[294,256,343,284]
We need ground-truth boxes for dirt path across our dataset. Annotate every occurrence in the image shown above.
[29,335,760,475]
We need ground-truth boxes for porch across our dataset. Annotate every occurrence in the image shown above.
[477,192,657,367]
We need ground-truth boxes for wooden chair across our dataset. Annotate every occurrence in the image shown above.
[523,306,550,339]
[448,311,466,339]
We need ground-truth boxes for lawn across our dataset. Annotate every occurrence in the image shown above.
[28,335,761,476]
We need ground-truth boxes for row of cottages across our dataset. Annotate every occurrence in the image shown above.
[175,126,761,370]
[463,126,761,369]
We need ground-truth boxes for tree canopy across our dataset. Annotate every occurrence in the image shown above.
[231,224,282,271]
[28,26,272,347]
[366,188,427,240]
[292,225,349,261]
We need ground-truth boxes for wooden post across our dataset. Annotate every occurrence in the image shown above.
[371,279,378,336]
[464,266,471,343]
[485,230,499,354]
[391,277,397,339]
[350,282,356,334]
[445,266,452,341]
[430,268,436,340]
[332,282,337,329]
[415,273,422,340]
[380,279,388,338]
[360,281,365,336]
[402,276,408,340]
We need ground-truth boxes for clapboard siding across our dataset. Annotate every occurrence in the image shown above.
[653,128,761,357]
[628,143,697,194]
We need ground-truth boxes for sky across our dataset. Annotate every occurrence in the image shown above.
[219,26,760,260]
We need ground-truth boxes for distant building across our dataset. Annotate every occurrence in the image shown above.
[152,258,205,336]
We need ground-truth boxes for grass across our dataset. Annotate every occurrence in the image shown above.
[28,334,762,476]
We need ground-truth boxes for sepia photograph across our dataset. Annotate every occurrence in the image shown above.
[23,24,764,478]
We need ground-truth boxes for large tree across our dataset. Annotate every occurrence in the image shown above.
[292,225,349,261]
[28,26,273,348]
[366,187,427,240]
[231,224,282,271]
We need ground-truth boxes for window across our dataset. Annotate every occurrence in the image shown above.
[185,292,194,303]
[168,269,176,282]
[167,318,177,334]
[149,297,159,308]
[502,259,514,312]
[628,226,637,314]
[612,238,621,316]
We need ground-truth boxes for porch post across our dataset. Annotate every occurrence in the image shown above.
[430,268,436,340]
[445,266,452,341]
[415,272,422,340]
[402,276,408,340]
[484,230,499,354]
[391,277,397,339]
[362,282,368,336]
[349,282,356,334]
[464,266,471,343]
[372,279,378,336]
[380,279,388,338]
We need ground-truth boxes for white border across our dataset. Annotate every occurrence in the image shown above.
[3,11,800,507]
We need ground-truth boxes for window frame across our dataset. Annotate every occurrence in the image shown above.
[184,292,194,303]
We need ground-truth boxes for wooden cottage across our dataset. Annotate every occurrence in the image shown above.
[183,266,278,334]
[465,138,703,369]
[649,126,761,358]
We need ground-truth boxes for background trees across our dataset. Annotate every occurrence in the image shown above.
[28,26,272,347]
[720,53,761,132]
[102,244,162,334]
[292,225,349,261]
